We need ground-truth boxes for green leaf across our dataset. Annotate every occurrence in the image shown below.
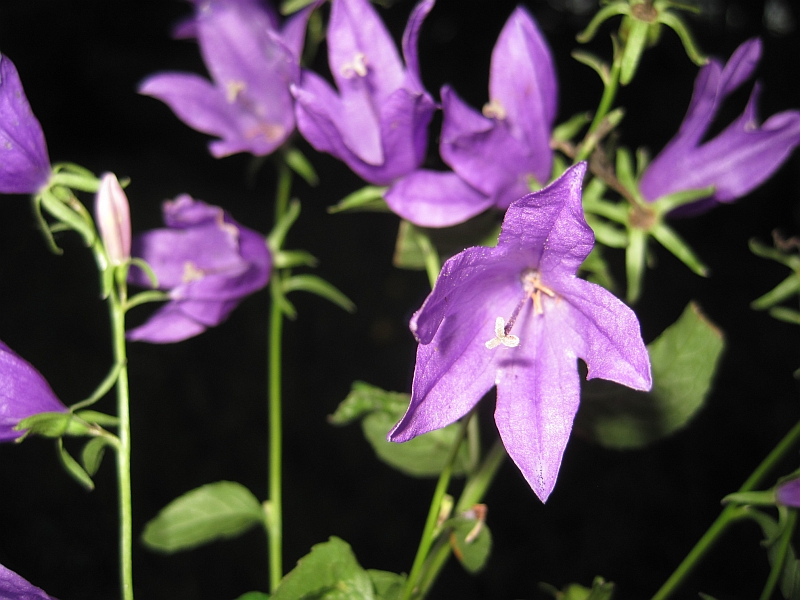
[82,436,112,476]
[58,439,94,490]
[367,571,405,600]
[330,382,470,477]
[282,274,356,313]
[283,147,319,186]
[392,220,428,271]
[577,302,724,449]
[141,481,265,553]
[234,593,270,600]
[445,515,492,574]
[328,186,389,214]
[272,537,374,600]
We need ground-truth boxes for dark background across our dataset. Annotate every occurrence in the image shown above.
[0,0,799,598]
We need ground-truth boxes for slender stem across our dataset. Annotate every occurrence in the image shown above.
[651,417,800,600]
[266,158,293,591]
[401,417,470,600]
[759,509,797,600]
[109,288,134,600]
[575,54,621,164]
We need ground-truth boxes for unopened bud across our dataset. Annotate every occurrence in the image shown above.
[95,173,131,265]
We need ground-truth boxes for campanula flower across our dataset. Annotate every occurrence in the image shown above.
[388,164,651,501]
[0,55,51,194]
[776,477,800,508]
[95,173,131,266]
[0,340,68,443]
[385,6,557,227]
[139,0,314,158]
[0,562,57,600]
[127,195,271,343]
[639,38,800,215]
[291,0,437,185]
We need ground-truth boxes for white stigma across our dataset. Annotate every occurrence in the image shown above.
[482,99,506,120]
[339,53,368,79]
[485,317,520,349]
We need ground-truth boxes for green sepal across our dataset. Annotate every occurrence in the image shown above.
[272,537,374,600]
[723,490,777,507]
[750,238,800,269]
[330,381,470,477]
[124,290,170,313]
[279,0,317,15]
[571,51,611,85]
[129,257,160,289]
[328,185,390,214]
[540,577,615,600]
[141,481,265,553]
[615,147,643,203]
[553,112,593,142]
[445,514,492,574]
[16,411,91,438]
[283,147,319,186]
[650,222,709,277]
[579,246,617,291]
[625,227,647,303]
[620,16,650,85]
[49,163,101,192]
[70,361,125,412]
[74,410,120,427]
[742,507,800,599]
[367,570,406,600]
[584,213,628,249]
[234,593,270,600]
[82,436,113,476]
[751,276,800,311]
[31,194,62,254]
[58,439,95,491]
[769,307,800,326]
[273,249,318,269]
[267,199,301,252]
[282,274,356,313]
[40,187,96,246]
[651,186,715,215]
[578,302,724,449]
[657,9,707,66]
[272,278,298,320]
[635,146,650,176]
[576,1,629,43]
[393,220,429,271]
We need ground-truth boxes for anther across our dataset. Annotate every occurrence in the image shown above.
[482,99,506,120]
[225,80,247,103]
[182,261,205,283]
[485,269,557,350]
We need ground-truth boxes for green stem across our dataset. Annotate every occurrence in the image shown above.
[651,417,800,600]
[401,417,471,600]
[759,509,797,600]
[109,289,134,600]
[575,54,621,164]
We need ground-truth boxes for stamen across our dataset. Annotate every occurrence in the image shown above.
[482,99,506,120]
[486,269,558,350]
[339,53,368,79]
[485,317,520,349]
[182,261,205,283]
[225,80,247,103]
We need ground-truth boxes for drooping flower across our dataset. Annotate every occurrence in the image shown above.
[639,38,800,215]
[291,0,437,185]
[127,195,271,343]
[139,0,315,158]
[0,340,68,443]
[95,173,131,266]
[0,562,57,600]
[385,6,557,227]
[388,164,651,501]
[0,54,51,194]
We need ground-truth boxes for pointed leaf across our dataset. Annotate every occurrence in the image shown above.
[282,274,356,313]
[272,537,373,600]
[620,18,649,85]
[141,481,264,553]
[770,307,800,326]
[367,571,405,600]
[578,302,724,449]
[328,186,389,214]
[82,436,112,476]
[651,223,709,277]
[284,147,319,186]
[58,440,95,490]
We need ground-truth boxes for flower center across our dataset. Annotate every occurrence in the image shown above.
[339,53,369,79]
[225,80,247,104]
[182,261,206,283]
[482,99,506,120]
[484,268,555,349]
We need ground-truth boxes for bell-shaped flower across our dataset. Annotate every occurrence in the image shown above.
[95,173,131,266]
[291,0,437,185]
[639,38,800,215]
[385,6,557,227]
[127,195,271,343]
[388,164,652,501]
[0,562,57,600]
[139,0,315,158]
[0,55,51,194]
[0,340,68,443]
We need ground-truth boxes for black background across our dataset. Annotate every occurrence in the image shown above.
[0,0,799,599]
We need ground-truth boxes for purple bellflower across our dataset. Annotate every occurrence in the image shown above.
[0,340,68,443]
[139,0,314,158]
[388,164,651,501]
[0,563,57,600]
[385,6,557,227]
[127,195,271,343]
[0,55,51,194]
[291,0,437,185]
[639,38,800,215]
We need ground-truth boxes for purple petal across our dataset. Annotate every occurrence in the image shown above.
[0,340,67,443]
[281,2,320,60]
[0,55,50,194]
[777,478,800,508]
[0,563,57,600]
[401,0,435,92]
[126,302,215,343]
[385,170,494,227]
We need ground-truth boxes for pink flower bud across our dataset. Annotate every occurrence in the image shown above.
[95,172,131,265]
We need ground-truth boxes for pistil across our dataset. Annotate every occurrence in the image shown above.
[485,268,556,349]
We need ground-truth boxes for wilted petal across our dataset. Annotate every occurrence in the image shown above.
[0,563,57,600]
[0,55,50,194]
[0,340,67,443]
[385,170,494,227]
[95,173,131,265]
